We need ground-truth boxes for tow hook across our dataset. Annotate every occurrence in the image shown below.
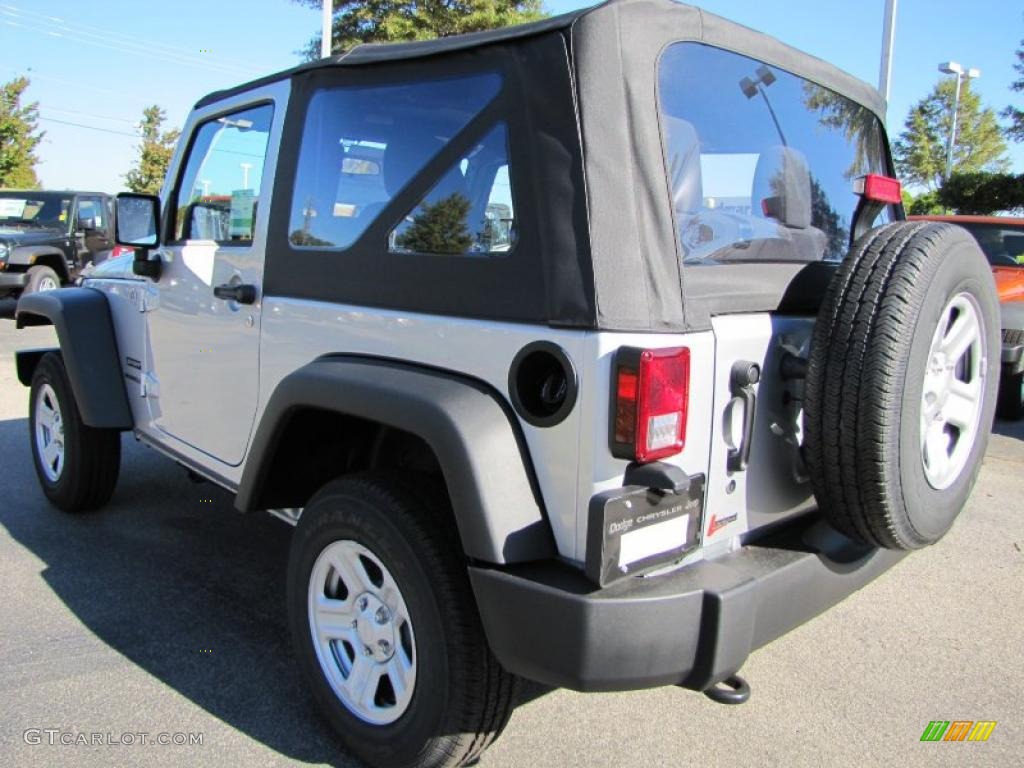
[702,674,751,705]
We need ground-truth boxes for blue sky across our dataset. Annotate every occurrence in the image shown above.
[1,0,1021,192]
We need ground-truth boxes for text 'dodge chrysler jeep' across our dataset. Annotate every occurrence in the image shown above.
[13,2,1001,766]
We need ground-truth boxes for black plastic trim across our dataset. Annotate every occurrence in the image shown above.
[236,355,555,564]
[0,272,29,295]
[14,288,133,430]
[468,515,906,692]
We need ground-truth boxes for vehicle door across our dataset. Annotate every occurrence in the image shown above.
[74,196,111,265]
[143,83,285,466]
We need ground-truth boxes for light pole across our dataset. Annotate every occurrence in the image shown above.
[741,65,787,146]
[240,162,252,189]
[938,61,980,181]
[879,0,898,102]
[321,0,332,58]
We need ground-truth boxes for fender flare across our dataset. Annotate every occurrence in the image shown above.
[9,245,69,277]
[237,356,556,564]
[15,287,133,429]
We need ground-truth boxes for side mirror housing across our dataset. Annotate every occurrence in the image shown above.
[115,193,161,248]
[115,193,162,280]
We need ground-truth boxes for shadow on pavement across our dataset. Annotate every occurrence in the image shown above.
[992,418,1024,441]
[0,414,555,765]
[0,416,356,766]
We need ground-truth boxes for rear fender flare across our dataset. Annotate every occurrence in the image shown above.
[237,356,555,564]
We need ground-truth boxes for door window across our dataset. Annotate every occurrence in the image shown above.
[76,198,103,229]
[171,104,274,244]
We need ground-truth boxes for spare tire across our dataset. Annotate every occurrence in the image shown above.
[804,222,1000,550]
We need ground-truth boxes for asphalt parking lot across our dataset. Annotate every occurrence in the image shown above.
[0,319,1021,768]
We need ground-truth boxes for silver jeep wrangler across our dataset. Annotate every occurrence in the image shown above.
[14,1,1000,766]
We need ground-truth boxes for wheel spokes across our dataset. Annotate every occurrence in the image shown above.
[944,379,981,430]
[940,306,978,363]
[314,596,356,640]
[308,539,417,725]
[924,423,951,475]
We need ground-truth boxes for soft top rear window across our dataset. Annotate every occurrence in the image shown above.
[658,43,892,265]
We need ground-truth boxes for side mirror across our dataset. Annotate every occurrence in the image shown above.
[115,193,162,280]
[77,216,96,232]
[115,193,160,247]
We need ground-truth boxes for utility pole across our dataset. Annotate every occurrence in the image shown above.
[879,0,898,103]
[321,0,332,59]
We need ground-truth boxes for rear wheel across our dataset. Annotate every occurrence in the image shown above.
[29,352,121,511]
[287,474,517,768]
[26,265,61,293]
[998,329,1024,421]
[804,222,1000,550]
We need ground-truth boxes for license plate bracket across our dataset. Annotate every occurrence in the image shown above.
[585,474,705,587]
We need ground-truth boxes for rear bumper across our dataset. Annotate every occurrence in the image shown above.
[469,515,906,693]
[0,271,28,297]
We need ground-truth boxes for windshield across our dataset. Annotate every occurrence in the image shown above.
[658,43,893,265]
[0,191,73,230]
[958,222,1024,267]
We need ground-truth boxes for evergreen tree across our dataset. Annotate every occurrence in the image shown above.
[295,0,546,59]
[0,76,44,189]
[124,105,181,195]
[893,78,1008,191]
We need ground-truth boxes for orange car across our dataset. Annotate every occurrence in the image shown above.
[910,215,1024,420]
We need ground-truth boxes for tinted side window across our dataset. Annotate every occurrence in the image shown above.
[172,104,274,243]
[76,198,102,228]
[658,43,892,265]
[389,123,515,256]
[288,73,501,250]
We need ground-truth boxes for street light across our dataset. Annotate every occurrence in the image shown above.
[938,61,981,181]
[740,65,787,146]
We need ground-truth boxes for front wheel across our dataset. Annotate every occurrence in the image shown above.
[287,474,517,768]
[29,352,121,511]
[25,265,61,293]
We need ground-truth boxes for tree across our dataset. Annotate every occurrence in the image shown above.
[938,171,1024,215]
[1004,38,1024,141]
[395,193,473,253]
[294,0,546,60]
[0,76,44,188]
[124,105,180,195]
[893,78,1008,191]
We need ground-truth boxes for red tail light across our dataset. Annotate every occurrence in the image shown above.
[110,245,135,258]
[611,346,690,463]
[854,174,902,204]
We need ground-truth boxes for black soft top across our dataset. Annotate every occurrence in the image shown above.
[197,0,883,118]
[199,0,890,332]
